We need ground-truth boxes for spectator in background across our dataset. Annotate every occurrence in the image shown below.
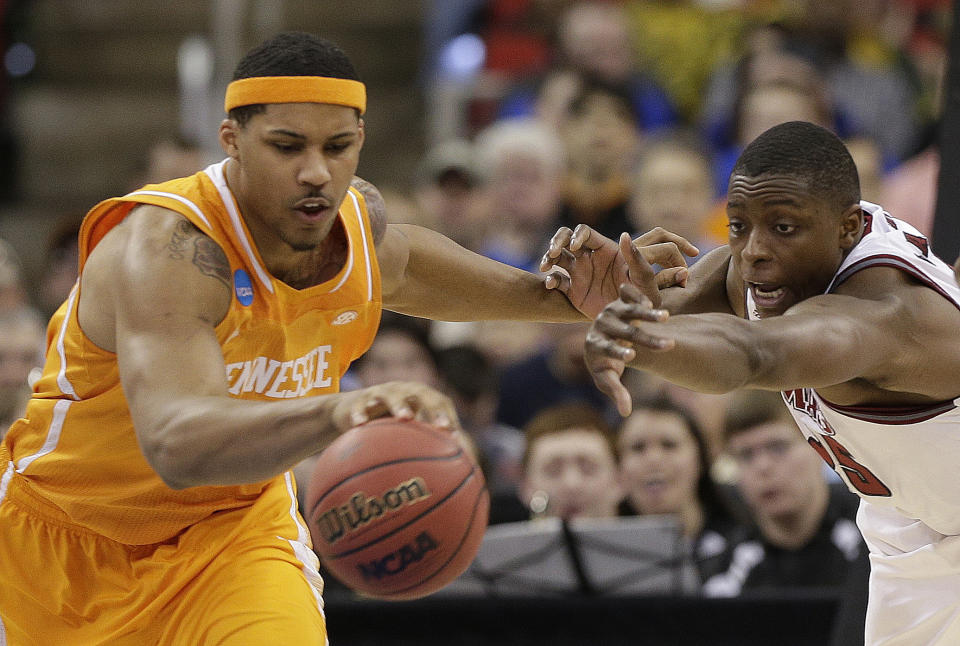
[624,371,736,465]
[435,343,526,524]
[496,322,613,431]
[625,0,753,122]
[703,390,868,601]
[558,77,643,240]
[789,0,921,165]
[351,312,440,392]
[0,237,27,312]
[412,138,484,249]
[844,135,885,204]
[0,305,45,434]
[628,130,722,257]
[520,401,623,521]
[472,117,565,271]
[497,1,677,133]
[711,71,835,197]
[617,395,742,583]
[36,215,81,320]
[127,135,211,189]
[701,14,920,175]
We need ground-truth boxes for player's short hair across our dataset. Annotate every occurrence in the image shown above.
[731,121,860,212]
[229,32,361,126]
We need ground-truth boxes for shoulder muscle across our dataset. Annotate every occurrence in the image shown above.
[79,205,232,351]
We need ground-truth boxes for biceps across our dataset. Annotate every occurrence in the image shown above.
[752,316,882,390]
[111,262,233,419]
[116,318,230,415]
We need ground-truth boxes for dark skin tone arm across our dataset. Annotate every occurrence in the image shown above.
[586,264,960,416]
[348,178,698,322]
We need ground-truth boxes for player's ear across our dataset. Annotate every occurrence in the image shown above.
[838,204,863,251]
[219,118,240,160]
[357,117,366,151]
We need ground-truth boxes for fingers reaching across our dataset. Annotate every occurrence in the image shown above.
[573,224,613,252]
[540,226,575,270]
[593,367,634,417]
[633,227,700,259]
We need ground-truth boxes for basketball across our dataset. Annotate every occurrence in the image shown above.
[304,417,489,600]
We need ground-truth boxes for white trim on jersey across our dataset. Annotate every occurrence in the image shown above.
[348,189,375,303]
[13,286,81,475]
[204,160,276,294]
[15,400,72,475]
[281,472,326,615]
[0,461,14,504]
[325,198,356,295]
[55,286,80,401]
[126,190,213,230]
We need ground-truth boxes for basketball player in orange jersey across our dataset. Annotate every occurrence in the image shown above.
[544,121,960,644]
[0,32,698,646]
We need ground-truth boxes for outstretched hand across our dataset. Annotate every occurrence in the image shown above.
[540,224,698,318]
[585,282,676,417]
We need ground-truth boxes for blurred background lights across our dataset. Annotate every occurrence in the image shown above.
[4,42,36,78]
[438,33,485,82]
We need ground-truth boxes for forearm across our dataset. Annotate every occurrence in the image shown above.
[139,392,344,489]
[385,224,586,322]
[627,313,763,393]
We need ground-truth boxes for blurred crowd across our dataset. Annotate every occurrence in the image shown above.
[0,0,952,627]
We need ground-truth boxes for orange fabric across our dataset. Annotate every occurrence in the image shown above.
[0,454,327,645]
[4,164,381,545]
[225,75,366,113]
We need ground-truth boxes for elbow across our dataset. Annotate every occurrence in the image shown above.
[137,421,203,490]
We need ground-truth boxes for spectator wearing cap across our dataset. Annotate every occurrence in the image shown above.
[413,138,485,251]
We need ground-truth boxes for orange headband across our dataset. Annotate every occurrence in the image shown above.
[224,76,366,114]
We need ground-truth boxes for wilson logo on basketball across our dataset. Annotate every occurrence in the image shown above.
[357,531,439,581]
[314,477,432,545]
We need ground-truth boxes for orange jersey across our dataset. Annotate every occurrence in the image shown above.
[2,160,381,544]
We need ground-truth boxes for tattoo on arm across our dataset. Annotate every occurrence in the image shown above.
[193,238,231,286]
[166,220,194,260]
[165,218,231,287]
[351,176,387,245]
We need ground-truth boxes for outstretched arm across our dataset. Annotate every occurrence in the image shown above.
[586,267,960,416]
[352,177,694,322]
[377,222,586,321]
